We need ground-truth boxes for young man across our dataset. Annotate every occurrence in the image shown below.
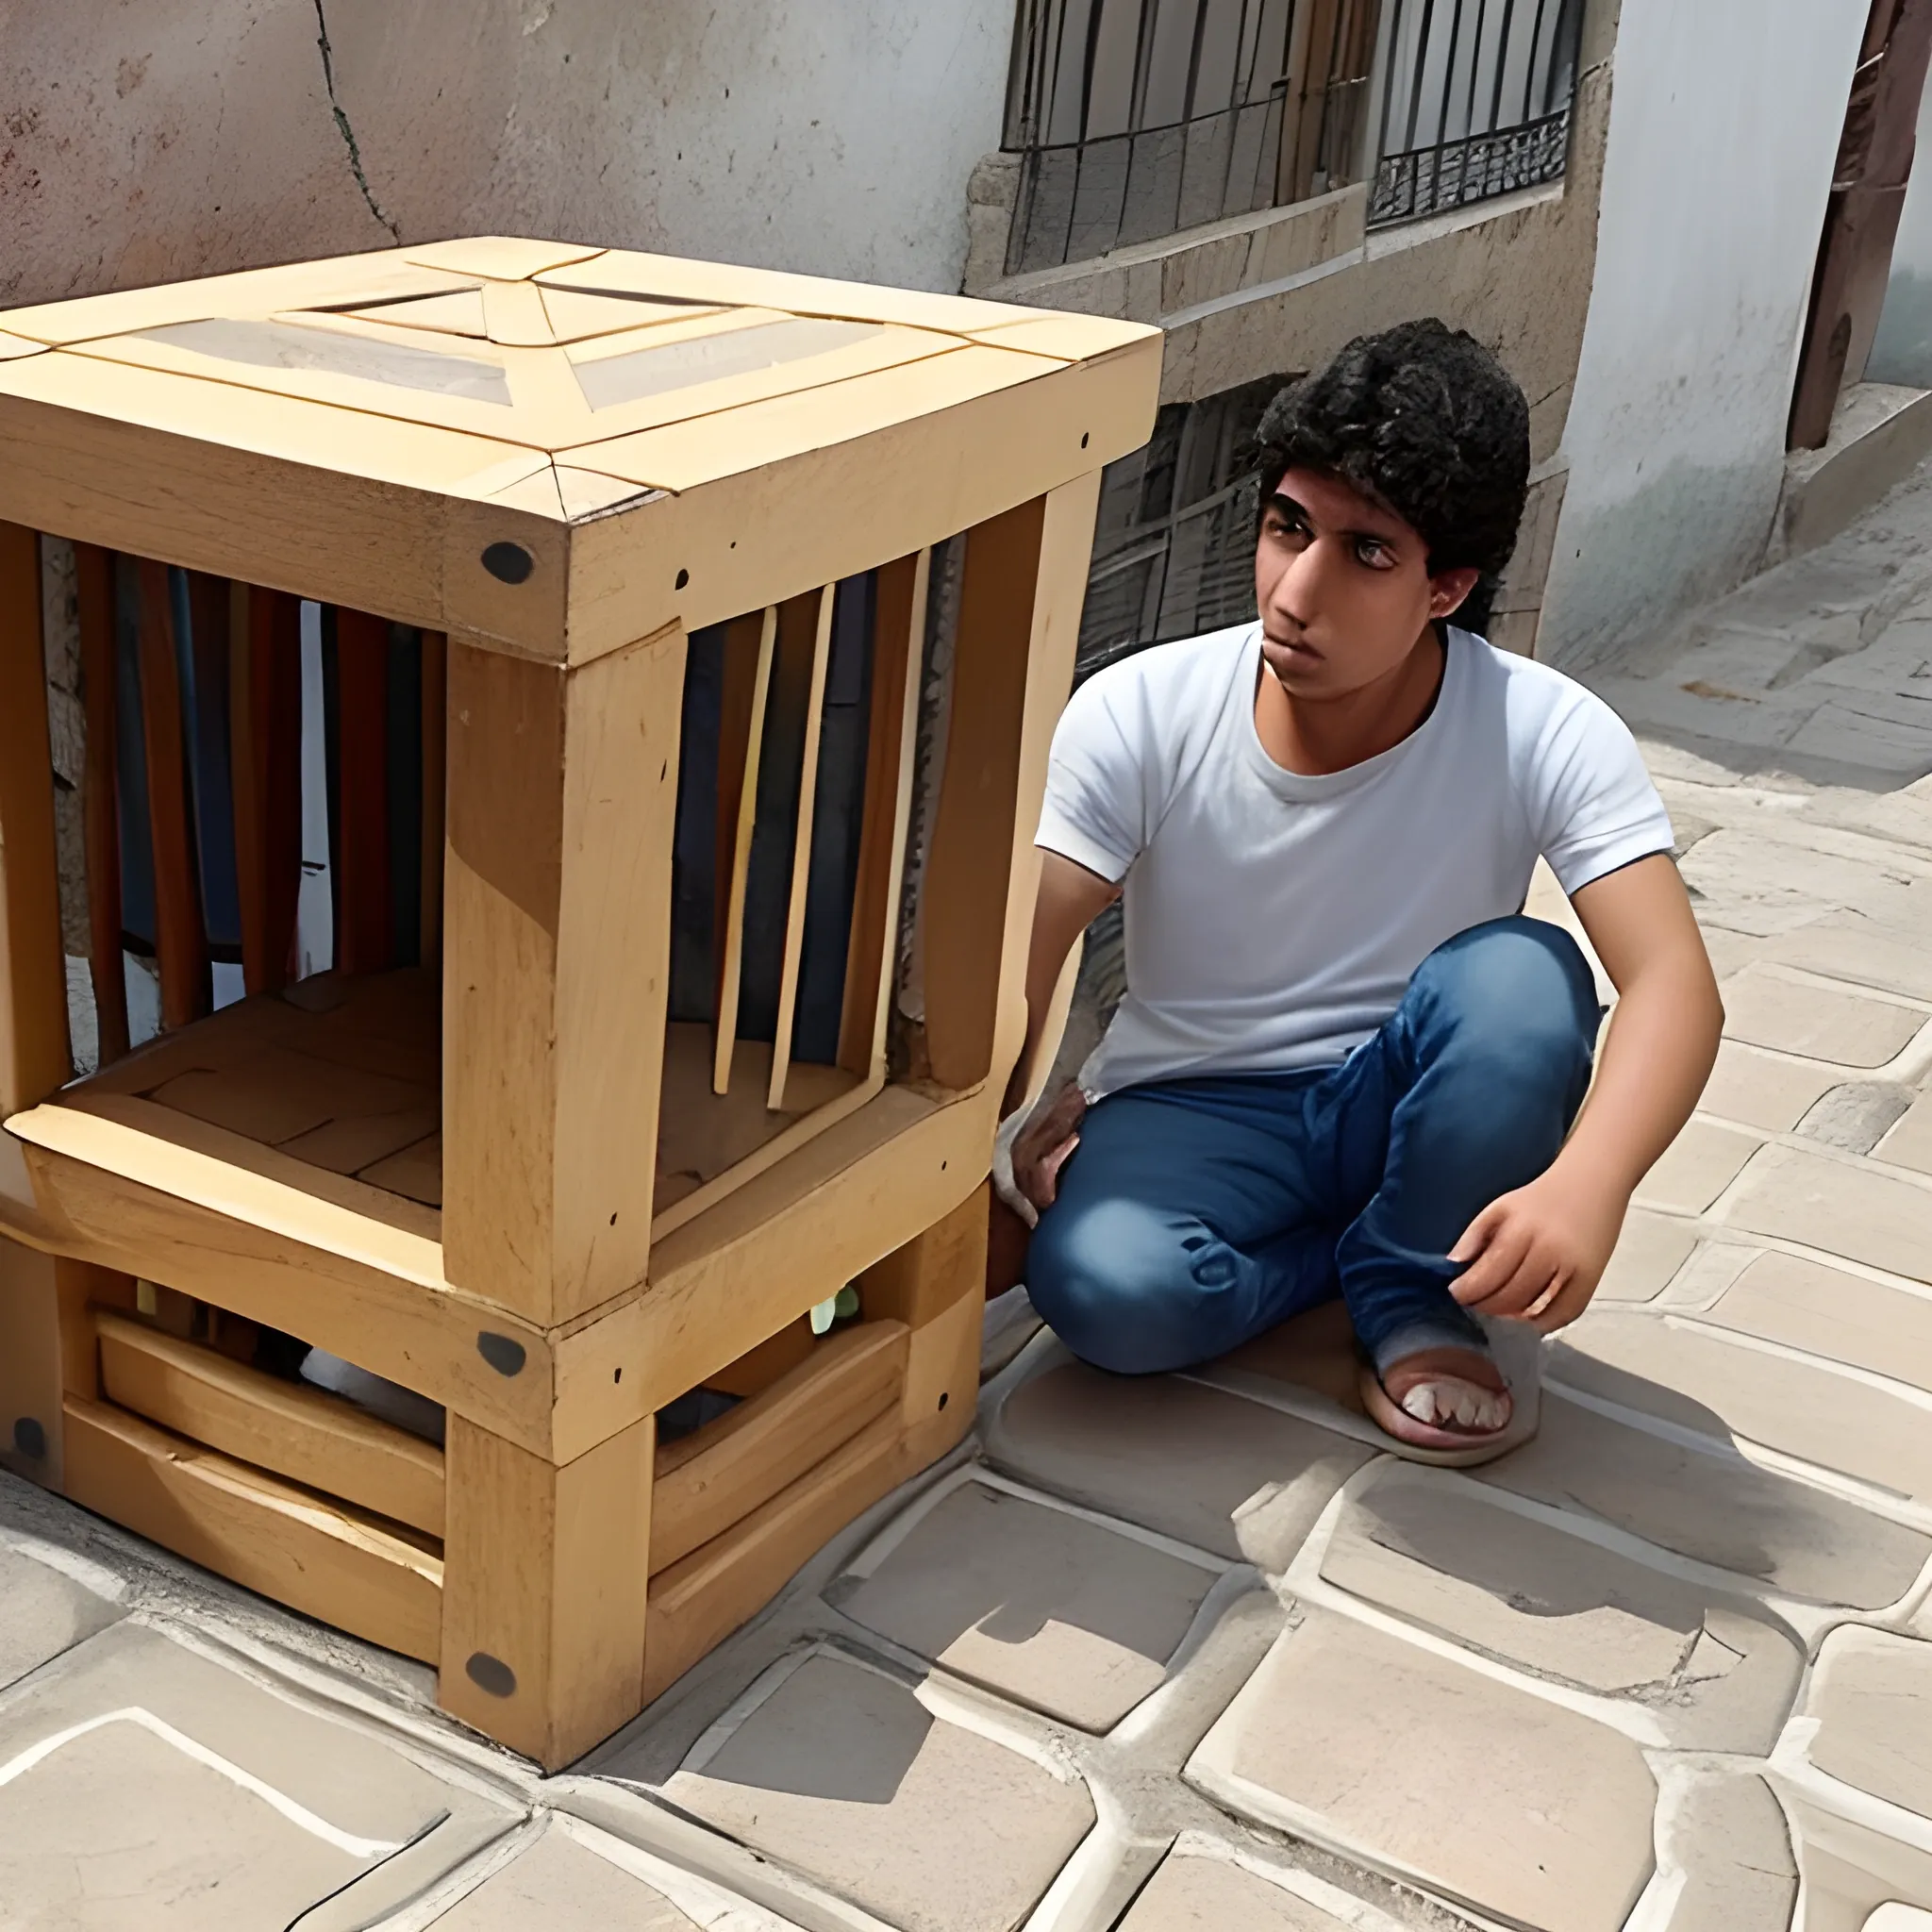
[996,319,1722,1457]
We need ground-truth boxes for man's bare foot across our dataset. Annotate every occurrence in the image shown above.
[1359,1344,1512,1455]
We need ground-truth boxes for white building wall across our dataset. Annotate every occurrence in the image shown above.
[1867,78,1932,387]
[1539,0,1870,671]
[3,0,1015,308]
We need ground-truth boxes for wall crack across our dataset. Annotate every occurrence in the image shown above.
[312,0,400,242]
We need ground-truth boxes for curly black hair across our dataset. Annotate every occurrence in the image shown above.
[1254,319,1530,627]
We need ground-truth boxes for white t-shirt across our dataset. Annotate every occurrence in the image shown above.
[1037,623,1673,1098]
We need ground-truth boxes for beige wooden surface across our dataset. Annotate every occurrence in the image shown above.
[441,625,683,1326]
[441,1413,652,1770]
[0,522,70,1116]
[0,1237,63,1488]
[64,1394,443,1661]
[561,339,1156,662]
[550,1082,992,1456]
[711,606,777,1096]
[650,1319,908,1575]
[766,584,838,1110]
[95,1309,446,1536]
[5,1115,557,1454]
[0,242,1158,668]
[640,1409,907,1706]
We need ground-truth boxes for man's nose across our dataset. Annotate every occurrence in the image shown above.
[1268,536,1325,626]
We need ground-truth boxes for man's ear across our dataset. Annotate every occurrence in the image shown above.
[1427,566,1482,619]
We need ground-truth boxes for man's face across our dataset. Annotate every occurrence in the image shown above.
[1254,466,1478,699]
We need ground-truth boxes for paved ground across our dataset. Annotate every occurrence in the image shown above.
[9,481,1932,1931]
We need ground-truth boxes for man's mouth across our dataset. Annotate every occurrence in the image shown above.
[1262,633,1322,665]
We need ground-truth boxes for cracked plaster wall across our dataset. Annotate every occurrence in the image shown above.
[1,0,1013,308]
[1538,0,1872,673]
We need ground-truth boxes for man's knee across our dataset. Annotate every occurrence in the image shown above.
[1025,1198,1206,1374]
[1412,916,1598,1088]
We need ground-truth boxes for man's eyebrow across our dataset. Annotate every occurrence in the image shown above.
[1266,490,1407,544]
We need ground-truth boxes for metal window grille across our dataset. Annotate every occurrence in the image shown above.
[1368,0,1586,226]
[1003,0,1381,277]
[1074,375,1294,680]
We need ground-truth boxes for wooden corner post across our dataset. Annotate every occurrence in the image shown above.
[440,1412,654,1769]
[920,475,1101,1094]
[441,625,686,1326]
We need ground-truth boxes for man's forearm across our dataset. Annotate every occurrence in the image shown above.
[1551,965,1722,1197]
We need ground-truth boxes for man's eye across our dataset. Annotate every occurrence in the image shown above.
[1356,539,1391,566]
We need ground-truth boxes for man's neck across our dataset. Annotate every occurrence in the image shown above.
[1253,625,1446,777]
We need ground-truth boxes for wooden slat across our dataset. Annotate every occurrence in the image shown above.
[420,630,447,962]
[701,1316,815,1401]
[0,523,70,1111]
[6,1104,559,1457]
[922,480,1097,1091]
[548,1081,988,1454]
[440,1412,651,1770]
[333,607,393,974]
[441,626,684,1324]
[711,607,777,1096]
[75,542,130,1065]
[230,586,305,995]
[858,1182,990,1333]
[135,558,211,1030]
[651,1318,908,1574]
[64,1393,442,1661]
[838,548,927,1077]
[0,352,569,657]
[640,1409,908,1704]
[558,335,1159,668]
[95,1307,445,1536]
[766,586,837,1110]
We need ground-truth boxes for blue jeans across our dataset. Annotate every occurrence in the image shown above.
[1026,918,1599,1376]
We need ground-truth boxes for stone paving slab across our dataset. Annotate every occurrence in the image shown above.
[1699,1249,1932,1390]
[1473,1389,1932,1608]
[1551,1307,1932,1505]
[1701,1039,1847,1131]
[0,1539,123,1693]
[1188,1607,1659,1932]
[1116,1839,1394,1930]
[1597,1207,1700,1301]
[985,1343,1374,1565]
[658,1645,1095,1932]
[0,1618,517,1930]
[1317,1462,1803,1750]
[1721,965,1928,1066]
[1659,1773,1799,1931]
[828,1471,1228,1731]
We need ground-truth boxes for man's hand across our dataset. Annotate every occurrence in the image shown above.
[996,1082,1090,1227]
[1448,1165,1629,1333]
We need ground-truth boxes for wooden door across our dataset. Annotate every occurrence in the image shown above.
[1790,0,1932,450]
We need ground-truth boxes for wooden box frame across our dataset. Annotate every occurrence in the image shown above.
[0,238,1158,1766]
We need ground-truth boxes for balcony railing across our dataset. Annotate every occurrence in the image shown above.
[1368,0,1585,226]
[1003,0,1380,276]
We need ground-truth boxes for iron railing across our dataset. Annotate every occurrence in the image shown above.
[1368,0,1586,225]
[1003,0,1379,276]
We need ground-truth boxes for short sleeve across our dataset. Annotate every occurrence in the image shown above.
[1525,686,1675,896]
[1035,669,1148,883]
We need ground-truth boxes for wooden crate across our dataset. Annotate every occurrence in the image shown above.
[0,238,1158,1767]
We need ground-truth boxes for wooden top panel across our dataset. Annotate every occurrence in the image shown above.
[0,239,1157,499]
[0,239,1160,659]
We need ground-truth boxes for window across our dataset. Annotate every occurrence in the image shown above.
[1075,375,1293,680]
[1369,0,1587,226]
[1003,0,1382,275]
